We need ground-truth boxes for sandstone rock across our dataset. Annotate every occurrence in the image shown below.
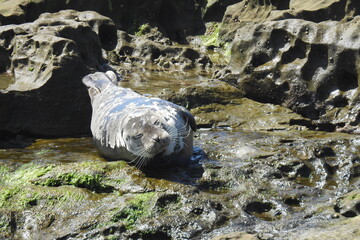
[158,79,244,109]
[0,0,205,43]
[191,98,309,130]
[106,28,213,77]
[0,10,117,136]
[201,0,241,22]
[220,0,360,41]
[218,16,360,132]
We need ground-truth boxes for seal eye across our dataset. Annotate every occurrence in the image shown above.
[154,120,160,125]
[134,133,143,139]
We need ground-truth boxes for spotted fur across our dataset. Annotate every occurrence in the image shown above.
[83,71,196,168]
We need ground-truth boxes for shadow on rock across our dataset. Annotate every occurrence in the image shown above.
[141,147,206,186]
[0,132,34,149]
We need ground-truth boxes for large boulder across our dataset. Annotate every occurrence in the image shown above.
[0,10,117,136]
[220,0,360,41]
[217,1,360,132]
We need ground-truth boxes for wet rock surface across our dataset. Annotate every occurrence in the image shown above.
[1,129,360,239]
[0,0,360,239]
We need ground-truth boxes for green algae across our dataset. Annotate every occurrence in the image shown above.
[0,185,89,210]
[0,160,130,210]
[31,161,123,193]
[0,214,13,239]
[0,166,10,184]
[4,163,55,186]
[135,23,152,36]
[201,22,223,47]
[0,187,21,206]
[201,22,231,62]
[111,192,156,229]
[36,172,108,192]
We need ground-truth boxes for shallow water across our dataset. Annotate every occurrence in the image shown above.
[0,138,103,167]
[1,127,360,239]
[0,73,13,89]
[119,68,210,95]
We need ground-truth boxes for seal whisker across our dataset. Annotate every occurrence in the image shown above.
[136,149,152,169]
[132,145,154,169]
[132,151,150,165]
[128,147,149,165]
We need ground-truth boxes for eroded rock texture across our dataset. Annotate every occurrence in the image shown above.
[218,0,360,132]
[0,0,205,43]
[106,28,213,76]
[0,10,117,136]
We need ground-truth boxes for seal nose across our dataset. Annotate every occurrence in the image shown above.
[152,136,170,145]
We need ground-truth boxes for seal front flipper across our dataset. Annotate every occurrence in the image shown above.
[175,105,197,131]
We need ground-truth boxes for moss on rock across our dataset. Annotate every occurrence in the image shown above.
[111,192,156,229]
[0,185,89,210]
[4,164,55,186]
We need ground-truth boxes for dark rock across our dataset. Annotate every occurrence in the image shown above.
[0,0,205,43]
[0,10,117,136]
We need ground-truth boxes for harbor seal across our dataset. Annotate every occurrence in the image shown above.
[82,71,196,168]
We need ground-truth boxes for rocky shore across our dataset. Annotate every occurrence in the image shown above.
[1,0,360,239]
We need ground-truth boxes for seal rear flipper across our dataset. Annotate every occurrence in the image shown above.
[82,71,119,100]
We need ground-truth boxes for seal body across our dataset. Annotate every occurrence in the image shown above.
[82,71,196,168]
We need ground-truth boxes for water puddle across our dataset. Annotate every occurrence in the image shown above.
[0,137,103,166]
[119,68,210,95]
[0,73,14,90]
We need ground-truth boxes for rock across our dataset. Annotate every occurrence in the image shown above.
[190,98,309,130]
[0,10,117,136]
[158,79,244,109]
[0,0,205,43]
[218,16,360,132]
[212,231,259,240]
[2,130,360,239]
[202,0,241,22]
[220,0,360,41]
[107,27,213,72]
[1,1,360,239]
[335,189,360,217]
[286,215,360,240]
